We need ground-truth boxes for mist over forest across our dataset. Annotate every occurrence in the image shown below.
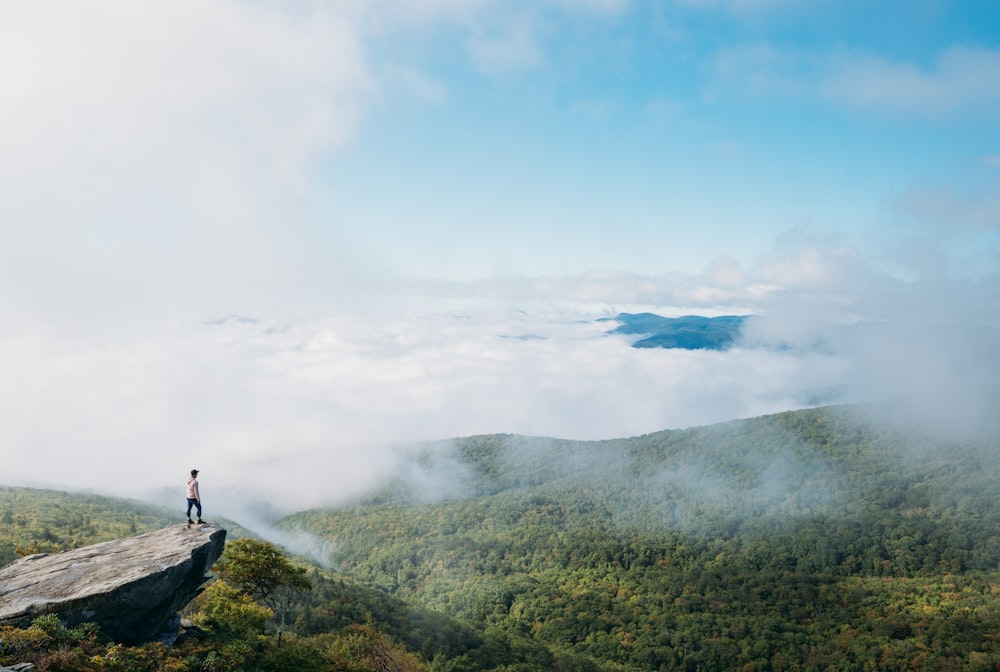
[9,401,1000,670]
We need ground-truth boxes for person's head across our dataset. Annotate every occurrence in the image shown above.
[191,469,199,477]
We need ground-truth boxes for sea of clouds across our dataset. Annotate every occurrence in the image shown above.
[3,247,998,521]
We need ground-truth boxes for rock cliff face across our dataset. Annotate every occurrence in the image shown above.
[0,524,226,644]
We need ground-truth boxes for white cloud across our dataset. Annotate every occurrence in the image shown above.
[0,303,848,513]
[3,231,998,515]
[0,1,373,330]
[364,0,628,76]
[893,180,1000,234]
[878,178,1000,281]
[706,42,1000,117]
[706,42,810,100]
[384,64,449,103]
[677,0,816,12]
[822,46,1000,116]
[464,17,546,75]
[0,0,648,333]
[0,3,370,178]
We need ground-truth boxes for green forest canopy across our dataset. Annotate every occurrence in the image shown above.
[281,405,1000,670]
[4,404,1000,670]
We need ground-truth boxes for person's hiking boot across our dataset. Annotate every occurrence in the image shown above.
[197,519,206,524]
[187,519,194,524]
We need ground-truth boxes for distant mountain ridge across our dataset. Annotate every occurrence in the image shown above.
[603,312,749,350]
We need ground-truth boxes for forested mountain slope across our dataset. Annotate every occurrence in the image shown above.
[0,488,267,572]
[0,487,593,671]
[282,405,1000,670]
[4,406,1000,670]
[0,487,181,566]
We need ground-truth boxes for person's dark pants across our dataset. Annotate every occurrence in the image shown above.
[186,498,202,520]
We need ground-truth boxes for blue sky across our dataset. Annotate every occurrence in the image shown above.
[1,1,998,512]
[320,0,1000,279]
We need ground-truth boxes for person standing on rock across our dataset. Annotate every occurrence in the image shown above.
[186,469,205,524]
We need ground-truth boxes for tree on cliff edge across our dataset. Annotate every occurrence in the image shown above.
[212,538,312,635]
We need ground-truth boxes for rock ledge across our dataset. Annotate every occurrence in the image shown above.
[0,524,226,643]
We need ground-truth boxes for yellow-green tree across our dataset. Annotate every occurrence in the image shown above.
[194,580,274,639]
[212,537,313,636]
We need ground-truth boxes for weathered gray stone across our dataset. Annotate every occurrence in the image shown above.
[0,524,225,644]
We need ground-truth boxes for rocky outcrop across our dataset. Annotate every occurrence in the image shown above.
[0,524,225,644]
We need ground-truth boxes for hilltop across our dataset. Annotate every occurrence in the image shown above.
[603,313,749,350]
[280,405,1000,670]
